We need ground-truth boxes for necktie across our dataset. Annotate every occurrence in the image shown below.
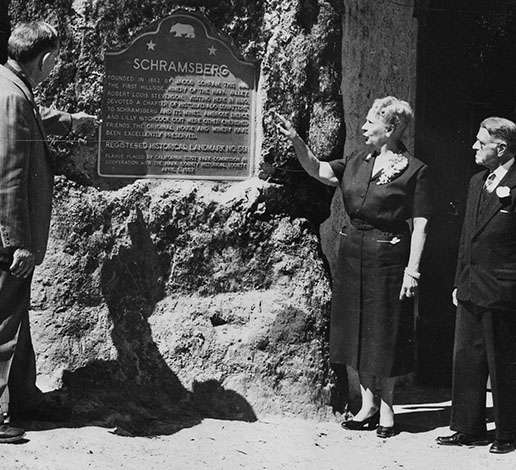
[484,172,496,192]
[478,173,496,213]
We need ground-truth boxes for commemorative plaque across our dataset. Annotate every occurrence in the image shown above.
[99,11,257,179]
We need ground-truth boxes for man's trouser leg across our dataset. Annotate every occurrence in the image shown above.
[484,310,516,441]
[0,271,32,418]
[450,301,488,435]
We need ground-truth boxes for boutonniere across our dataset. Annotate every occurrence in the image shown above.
[376,153,409,185]
[496,186,512,206]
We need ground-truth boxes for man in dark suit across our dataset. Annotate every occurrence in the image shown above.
[0,21,96,443]
[437,117,516,454]
[0,0,8,64]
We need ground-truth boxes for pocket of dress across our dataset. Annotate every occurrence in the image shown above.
[376,236,401,245]
[338,226,349,237]
[374,235,409,265]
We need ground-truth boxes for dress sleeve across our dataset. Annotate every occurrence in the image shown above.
[328,158,347,184]
[412,164,433,218]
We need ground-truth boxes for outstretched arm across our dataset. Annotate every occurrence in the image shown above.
[274,112,339,187]
[40,107,98,136]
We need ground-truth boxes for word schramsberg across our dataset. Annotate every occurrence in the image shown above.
[133,58,230,77]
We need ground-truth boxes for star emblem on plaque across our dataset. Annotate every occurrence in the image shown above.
[99,10,257,180]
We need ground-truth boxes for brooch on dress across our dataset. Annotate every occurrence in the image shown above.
[376,153,409,185]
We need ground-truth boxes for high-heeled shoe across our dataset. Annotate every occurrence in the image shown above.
[376,425,397,438]
[341,411,379,430]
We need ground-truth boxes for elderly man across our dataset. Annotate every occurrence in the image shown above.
[437,117,516,454]
[0,21,96,442]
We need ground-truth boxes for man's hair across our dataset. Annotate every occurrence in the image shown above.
[371,96,413,136]
[481,117,516,154]
[8,21,58,63]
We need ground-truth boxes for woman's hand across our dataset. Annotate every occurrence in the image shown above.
[273,112,299,141]
[399,273,418,300]
[272,111,339,186]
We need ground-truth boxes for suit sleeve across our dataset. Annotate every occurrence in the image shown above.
[453,176,475,287]
[39,106,72,136]
[453,218,466,287]
[0,92,32,249]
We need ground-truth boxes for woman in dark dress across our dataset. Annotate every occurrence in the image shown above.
[275,97,432,437]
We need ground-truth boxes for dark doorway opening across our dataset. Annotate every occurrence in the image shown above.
[414,0,516,385]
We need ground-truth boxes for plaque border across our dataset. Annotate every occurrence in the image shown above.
[98,10,258,181]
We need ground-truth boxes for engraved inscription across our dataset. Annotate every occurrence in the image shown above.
[99,12,257,180]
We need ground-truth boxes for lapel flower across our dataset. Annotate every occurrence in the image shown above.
[495,186,512,205]
[376,153,409,185]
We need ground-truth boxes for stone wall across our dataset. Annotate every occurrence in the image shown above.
[6,0,417,429]
[340,0,417,155]
[7,0,345,429]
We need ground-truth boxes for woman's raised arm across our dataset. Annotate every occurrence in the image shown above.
[274,112,339,187]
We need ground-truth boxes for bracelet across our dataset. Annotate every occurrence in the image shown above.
[404,267,421,280]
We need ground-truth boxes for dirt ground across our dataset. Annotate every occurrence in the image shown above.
[1,387,514,470]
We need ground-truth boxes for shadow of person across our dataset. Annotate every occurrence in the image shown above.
[20,207,256,436]
[396,404,495,437]
[393,385,452,433]
[393,385,494,434]
[190,380,256,423]
[395,405,452,433]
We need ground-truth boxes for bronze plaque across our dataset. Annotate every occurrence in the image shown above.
[99,11,257,180]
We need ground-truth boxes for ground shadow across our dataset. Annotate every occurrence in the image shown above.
[395,385,453,433]
[20,208,256,437]
[394,385,494,434]
[396,405,452,433]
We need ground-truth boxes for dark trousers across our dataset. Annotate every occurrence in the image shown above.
[0,30,8,64]
[0,270,40,417]
[450,301,516,440]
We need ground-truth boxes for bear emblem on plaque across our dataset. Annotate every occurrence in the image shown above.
[170,23,195,38]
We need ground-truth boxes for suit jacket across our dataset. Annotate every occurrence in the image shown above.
[0,64,71,265]
[455,163,516,310]
[0,0,8,64]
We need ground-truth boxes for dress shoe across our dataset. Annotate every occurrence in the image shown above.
[489,440,515,454]
[341,411,379,430]
[436,432,490,446]
[377,425,397,438]
[0,424,26,444]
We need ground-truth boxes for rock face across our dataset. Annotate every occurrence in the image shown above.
[32,177,333,424]
[6,0,417,428]
[9,0,343,426]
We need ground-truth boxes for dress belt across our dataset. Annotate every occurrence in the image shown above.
[348,217,409,234]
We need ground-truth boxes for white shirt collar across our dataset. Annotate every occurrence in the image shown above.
[485,157,515,192]
[493,157,515,176]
